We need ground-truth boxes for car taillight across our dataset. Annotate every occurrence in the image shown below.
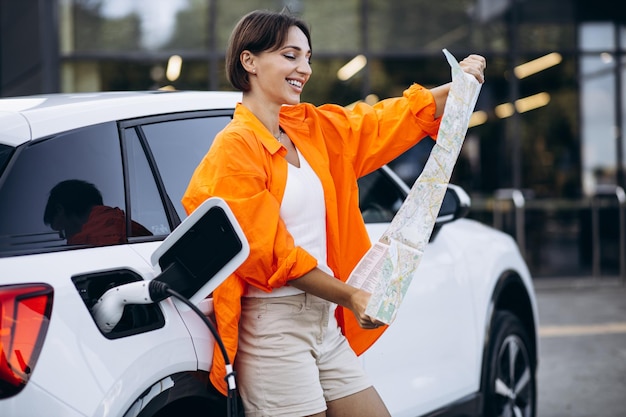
[0,284,53,399]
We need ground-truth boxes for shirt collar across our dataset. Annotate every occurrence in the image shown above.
[234,103,284,155]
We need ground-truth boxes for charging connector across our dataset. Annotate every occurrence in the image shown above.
[91,280,169,333]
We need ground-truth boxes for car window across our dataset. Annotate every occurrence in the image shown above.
[358,169,407,223]
[387,137,435,186]
[0,123,130,255]
[138,114,232,222]
[0,144,13,176]
[124,127,172,236]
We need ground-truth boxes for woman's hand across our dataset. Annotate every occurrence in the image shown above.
[349,288,387,329]
[289,268,386,329]
[459,54,486,84]
[430,53,486,117]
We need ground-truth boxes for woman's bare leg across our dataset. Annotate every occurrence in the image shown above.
[325,386,391,417]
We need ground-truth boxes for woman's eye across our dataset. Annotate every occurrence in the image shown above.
[284,54,296,60]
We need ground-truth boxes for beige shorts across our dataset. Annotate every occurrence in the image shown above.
[235,292,372,417]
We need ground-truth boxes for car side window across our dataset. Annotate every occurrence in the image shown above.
[0,123,129,255]
[0,144,13,175]
[124,127,172,236]
[387,137,435,186]
[358,169,407,223]
[137,114,232,222]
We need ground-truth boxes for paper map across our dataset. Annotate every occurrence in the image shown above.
[346,49,482,324]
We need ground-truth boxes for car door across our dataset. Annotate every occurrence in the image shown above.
[358,157,478,417]
[120,110,235,370]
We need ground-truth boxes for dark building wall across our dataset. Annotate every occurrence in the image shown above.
[0,0,59,97]
[574,0,626,22]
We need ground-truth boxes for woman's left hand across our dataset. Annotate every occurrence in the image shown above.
[459,54,486,84]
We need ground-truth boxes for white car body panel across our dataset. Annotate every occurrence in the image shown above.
[363,216,536,417]
[362,221,478,416]
[4,381,86,417]
[0,91,242,145]
[3,246,203,417]
[0,112,31,146]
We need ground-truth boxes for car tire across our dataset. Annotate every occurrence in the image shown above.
[482,310,536,417]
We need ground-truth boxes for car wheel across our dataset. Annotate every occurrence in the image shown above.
[483,310,536,417]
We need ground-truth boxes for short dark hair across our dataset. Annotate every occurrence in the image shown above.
[225,9,311,92]
[43,179,103,225]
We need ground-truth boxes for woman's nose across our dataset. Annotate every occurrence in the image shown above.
[298,59,312,75]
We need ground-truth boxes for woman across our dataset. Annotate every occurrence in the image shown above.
[182,9,485,417]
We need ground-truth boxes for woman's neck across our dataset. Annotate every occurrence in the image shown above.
[242,94,282,137]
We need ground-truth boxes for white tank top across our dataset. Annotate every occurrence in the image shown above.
[245,147,331,297]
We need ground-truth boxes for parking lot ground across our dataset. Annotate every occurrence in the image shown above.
[534,277,626,417]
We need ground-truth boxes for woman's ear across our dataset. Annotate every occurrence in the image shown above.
[240,50,256,74]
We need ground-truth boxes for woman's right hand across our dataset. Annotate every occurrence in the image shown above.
[289,268,387,329]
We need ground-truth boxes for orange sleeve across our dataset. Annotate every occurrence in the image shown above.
[312,83,441,178]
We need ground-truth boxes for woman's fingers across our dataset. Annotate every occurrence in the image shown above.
[350,289,387,329]
[460,54,487,84]
[359,313,386,329]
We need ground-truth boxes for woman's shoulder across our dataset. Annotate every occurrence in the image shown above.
[217,117,259,142]
[280,102,313,116]
[214,117,279,157]
[280,102,347,121]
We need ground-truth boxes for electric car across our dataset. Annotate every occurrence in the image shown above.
[0,91,539,417]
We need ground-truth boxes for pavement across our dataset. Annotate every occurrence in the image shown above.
[533,276,626,417]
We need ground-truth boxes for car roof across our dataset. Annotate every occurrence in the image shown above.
[0,90,242,147]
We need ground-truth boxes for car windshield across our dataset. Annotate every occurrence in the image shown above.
[0,144,14,177]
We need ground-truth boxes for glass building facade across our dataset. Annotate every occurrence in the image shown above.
[1,0,625,279]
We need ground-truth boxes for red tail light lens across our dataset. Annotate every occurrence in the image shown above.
[0,284,53,399]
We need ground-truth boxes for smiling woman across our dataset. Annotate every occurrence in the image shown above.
[181,8,485,417]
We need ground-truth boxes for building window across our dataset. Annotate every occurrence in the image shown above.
[579,22,621,195]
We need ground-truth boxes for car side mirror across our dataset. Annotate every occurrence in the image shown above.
[430,184,471,241]
[150,197,250,305]
[437,184,471,223]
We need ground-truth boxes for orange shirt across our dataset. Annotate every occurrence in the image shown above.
[182,83,441,394]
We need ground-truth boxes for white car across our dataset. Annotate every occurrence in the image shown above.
[0,91,539,417]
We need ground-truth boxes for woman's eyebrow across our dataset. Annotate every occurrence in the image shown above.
[281,45,312,55]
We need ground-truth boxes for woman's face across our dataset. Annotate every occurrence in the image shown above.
[249,25,312,105]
